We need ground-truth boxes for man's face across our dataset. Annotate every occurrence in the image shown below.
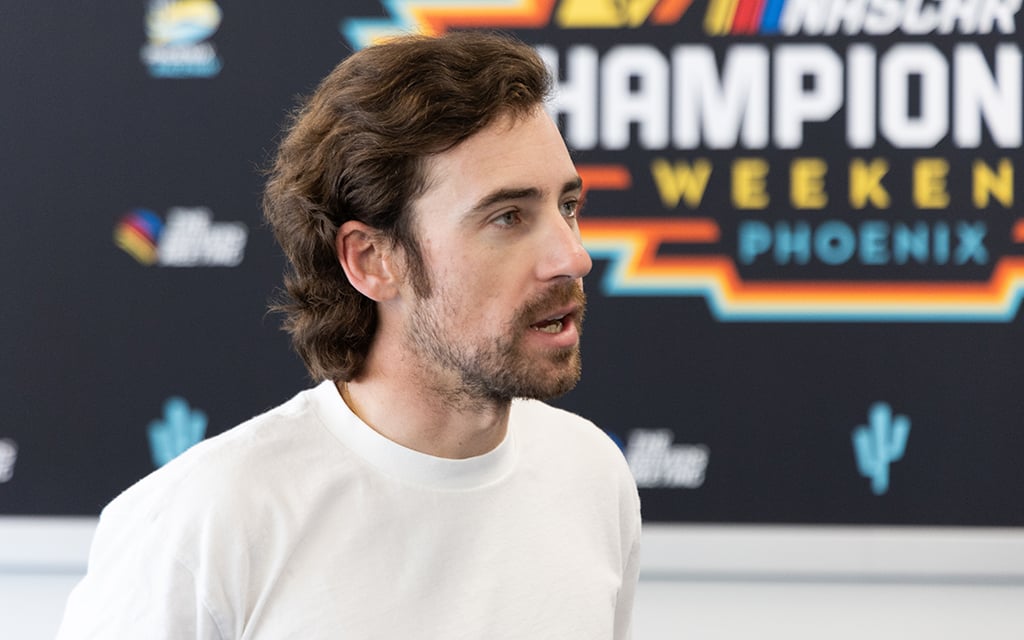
[400,107,593,404]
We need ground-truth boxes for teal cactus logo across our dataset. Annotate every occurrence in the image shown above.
[852,402,911,495]
[147,397,207,467]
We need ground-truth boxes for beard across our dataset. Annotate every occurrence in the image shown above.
[405,280,586,407]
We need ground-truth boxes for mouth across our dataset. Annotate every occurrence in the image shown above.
[520,282,587,343]
[529,306,577,334]
[531,316,566,334]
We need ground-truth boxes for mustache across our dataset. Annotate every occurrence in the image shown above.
[515,280,587,328]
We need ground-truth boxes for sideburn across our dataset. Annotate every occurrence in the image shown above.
[395,234,433,299]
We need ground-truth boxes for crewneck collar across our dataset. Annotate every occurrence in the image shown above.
[310,380,518,490]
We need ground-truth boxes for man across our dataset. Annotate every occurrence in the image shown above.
[58,31,641,638]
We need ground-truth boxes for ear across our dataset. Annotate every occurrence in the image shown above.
[336,221,399,301]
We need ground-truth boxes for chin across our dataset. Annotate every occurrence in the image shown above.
[511,364,582,402]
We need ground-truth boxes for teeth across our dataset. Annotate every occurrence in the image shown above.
[535,319,563,334]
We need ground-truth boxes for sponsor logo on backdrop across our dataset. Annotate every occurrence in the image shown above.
[617,429,710,488]
[114,207,248,267]
[148,397,208,467]
[343,0,1022,322]
[141,0,223,78]
[852,402,911,495]
[0,438,18,483]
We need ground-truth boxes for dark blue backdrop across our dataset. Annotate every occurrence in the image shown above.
[2,0,1022,526]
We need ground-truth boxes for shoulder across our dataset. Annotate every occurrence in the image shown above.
[510,399,634,486]
[511,398,622,457]
[98,385,329,540]
[63,387,333,637]
[510,399,641,542]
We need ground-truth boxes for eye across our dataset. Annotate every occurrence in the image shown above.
[492,210,522,227]
[560,199,581,220]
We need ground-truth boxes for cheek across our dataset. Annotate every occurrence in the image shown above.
[429,246,526,321]
[446,269,511,322]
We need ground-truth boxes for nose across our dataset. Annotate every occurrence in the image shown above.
[537,212,593,282]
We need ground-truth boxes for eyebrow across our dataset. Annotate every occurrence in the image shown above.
[467,176,583,215]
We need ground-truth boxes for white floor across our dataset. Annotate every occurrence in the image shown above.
[1,571,82,639]
[6,519,1024,639]
[634,579,1024,639]
[8,571,1024,640]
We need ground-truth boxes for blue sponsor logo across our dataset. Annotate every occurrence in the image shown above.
[140,0,223,78]
[852,402,911,495]
[147,397,207,467]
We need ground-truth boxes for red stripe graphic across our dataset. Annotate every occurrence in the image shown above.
[732,0,766,34]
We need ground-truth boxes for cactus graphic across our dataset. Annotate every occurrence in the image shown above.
[0,438,18,483]
[852,402,911,495]
[147,397,207,468]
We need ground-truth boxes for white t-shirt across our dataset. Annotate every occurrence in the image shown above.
[57,380,641,639]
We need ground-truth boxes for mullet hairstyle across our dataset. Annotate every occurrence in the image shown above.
[263,31,553,382]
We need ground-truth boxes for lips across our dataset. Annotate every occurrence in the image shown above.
[520,278,585,339]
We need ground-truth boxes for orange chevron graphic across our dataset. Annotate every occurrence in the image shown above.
[651,0,696,24]
[583,217,720,247]
[344,0,691,48]
[343,1,557,48]
[415,0,555,34]
[581,218,1024,321]
[578,164,632,194]
[1013,219,1024,243]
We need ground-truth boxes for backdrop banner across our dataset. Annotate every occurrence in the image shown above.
[2,0,1022,525]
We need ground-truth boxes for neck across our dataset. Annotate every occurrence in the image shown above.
[337,348,512,459]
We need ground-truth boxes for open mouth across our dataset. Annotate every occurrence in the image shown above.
[530,314,568,334]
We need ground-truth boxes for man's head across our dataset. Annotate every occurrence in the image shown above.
[264,31,552,382]
[383,106,591,405]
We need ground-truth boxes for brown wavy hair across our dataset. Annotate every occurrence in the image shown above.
[263,31,552,382]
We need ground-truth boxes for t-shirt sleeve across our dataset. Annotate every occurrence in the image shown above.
[614,455,642,640]
[55,501,226,639]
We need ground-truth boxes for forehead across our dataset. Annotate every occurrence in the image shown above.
[415,108,578,214]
